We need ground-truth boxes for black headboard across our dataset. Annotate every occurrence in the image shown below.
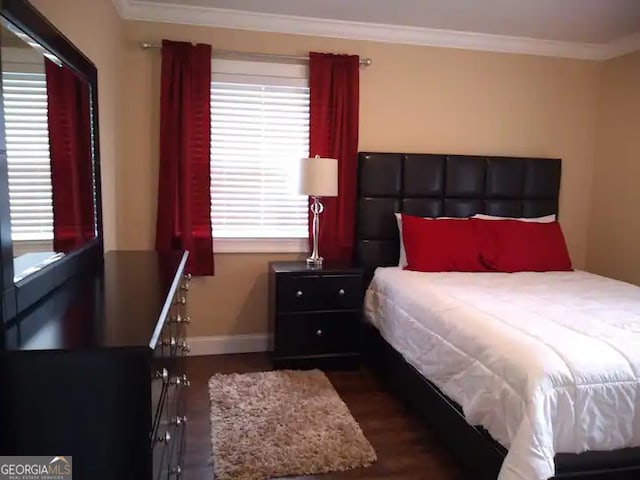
[355,153,561,271]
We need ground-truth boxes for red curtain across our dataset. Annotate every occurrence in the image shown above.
[309,52,360,262]
[45,59,95,253]
[156,40,214,276]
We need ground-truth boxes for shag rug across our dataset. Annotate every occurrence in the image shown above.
[208,369,376,480]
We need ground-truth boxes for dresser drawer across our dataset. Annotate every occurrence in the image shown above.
[275,311,359,356]
[152,386,177,480]
[165,378,182,424]
[153,385,185,479]
[150,366,168,437]
[152,436,171,480]
[151,331,175,436]
[166,411,186,478]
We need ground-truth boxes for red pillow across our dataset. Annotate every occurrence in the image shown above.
[473,219,572,272]
[401,214,487,272]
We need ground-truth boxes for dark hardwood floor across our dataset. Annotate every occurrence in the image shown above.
[182,354,465,480]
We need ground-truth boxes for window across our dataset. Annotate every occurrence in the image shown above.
[210,59,309,252]
[2,49,53,245]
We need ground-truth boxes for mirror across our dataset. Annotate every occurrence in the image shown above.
[1,20,96,282]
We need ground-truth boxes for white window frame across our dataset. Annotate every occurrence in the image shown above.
[213,237,308,254]
[210,58,310,254]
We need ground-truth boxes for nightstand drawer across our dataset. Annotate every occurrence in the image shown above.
[319,275,362,310]
[277,275,320,312]
[277,274,363,313]
[275,312,359,356]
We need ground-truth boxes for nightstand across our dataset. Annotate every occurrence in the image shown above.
[268,261,364,370]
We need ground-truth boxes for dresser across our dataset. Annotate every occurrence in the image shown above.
[0,251,190,480]
[268,261,364,370]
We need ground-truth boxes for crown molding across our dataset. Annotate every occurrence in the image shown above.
[111,0,127,17]
[600,32,640,60]
[117,0,639,61]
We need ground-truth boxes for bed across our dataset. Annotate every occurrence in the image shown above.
[355,152,640,480]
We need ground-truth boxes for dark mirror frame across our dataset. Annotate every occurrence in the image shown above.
[0,0,103,324]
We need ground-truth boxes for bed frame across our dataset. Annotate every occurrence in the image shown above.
[355,152,640,480]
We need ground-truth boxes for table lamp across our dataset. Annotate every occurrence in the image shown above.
[299,155,338,267]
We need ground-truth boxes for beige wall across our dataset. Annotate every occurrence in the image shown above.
[119,21,602,337]
[15,5,640,337]
[586,51,640,284]
[30,0,124,251]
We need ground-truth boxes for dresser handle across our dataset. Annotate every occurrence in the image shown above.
[171,415,188,426]
[338,288,345,296]
[169,315,192,325]
[295,290,303,298]
[153,368,169,383]
[316,329,323,336]
[162,337,177,348]
[181,374,191,387]
[156,431,171,444]
[180,341,191,353]
[169,465,182,477]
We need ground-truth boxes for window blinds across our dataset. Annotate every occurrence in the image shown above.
[210,73,310,239]
[2,70,53,241]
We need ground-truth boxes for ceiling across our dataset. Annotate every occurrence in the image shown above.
[143,0,640,44]
[117,0,640,59]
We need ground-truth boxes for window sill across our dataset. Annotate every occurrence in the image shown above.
[13,239,54,256]
[213,238,308,254]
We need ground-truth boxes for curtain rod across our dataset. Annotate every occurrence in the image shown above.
[139,42,372,66]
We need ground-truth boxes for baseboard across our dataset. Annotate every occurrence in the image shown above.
[187,334,272,356]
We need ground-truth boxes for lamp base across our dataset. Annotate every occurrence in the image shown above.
[307,196,324,269]
[306,256,323,268]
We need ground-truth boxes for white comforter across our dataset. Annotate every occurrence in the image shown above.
[364,268,640,480]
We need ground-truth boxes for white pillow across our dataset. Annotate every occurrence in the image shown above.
[472,213,556,223]
[394,213,461,268]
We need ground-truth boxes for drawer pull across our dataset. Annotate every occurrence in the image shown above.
[169,315,192,325]
[169,465,182,477]
[171,415,188,426]
[175,296,187,305]
[156,431,171,444]
[338,288,345,296]
[162,337,177,348]
[170,374,191,387]
[153,368,169,383]
[180,341,191,353]
[295,290,303,298]
[316,329,323,336]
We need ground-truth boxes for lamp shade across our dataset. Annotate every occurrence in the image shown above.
[298,156,338,197]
